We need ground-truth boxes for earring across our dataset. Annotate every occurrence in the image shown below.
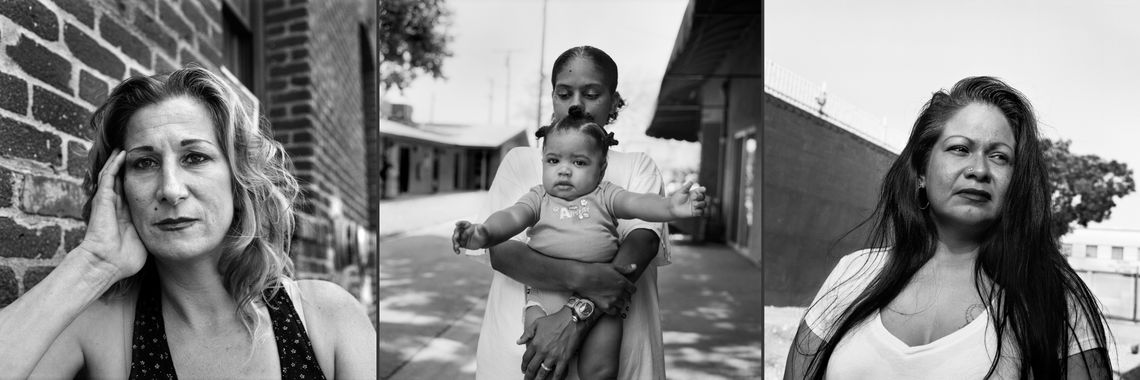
[917,185,930,210]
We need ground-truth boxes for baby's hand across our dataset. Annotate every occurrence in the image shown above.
[452,220,489,254]
[669,180,708,218]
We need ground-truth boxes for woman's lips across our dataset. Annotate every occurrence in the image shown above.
[154,218,198,231]
[956,189,992,202]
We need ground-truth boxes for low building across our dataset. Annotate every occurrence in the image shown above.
[380,102,528,199]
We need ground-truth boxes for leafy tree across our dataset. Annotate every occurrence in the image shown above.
[1045,138,1135,239]
[379,0,453,90]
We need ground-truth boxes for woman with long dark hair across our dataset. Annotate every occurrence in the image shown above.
[784,76,1110,379]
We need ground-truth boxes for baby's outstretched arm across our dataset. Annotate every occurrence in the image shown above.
[612,180,707,222]
[452,204,538,254]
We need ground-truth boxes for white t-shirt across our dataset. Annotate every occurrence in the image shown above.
[466,146,670,380]
[804,249,1103,379]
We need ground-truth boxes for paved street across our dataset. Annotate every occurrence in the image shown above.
[379,192,762,379]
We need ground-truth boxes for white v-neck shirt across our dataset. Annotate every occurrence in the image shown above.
[805,249,1102,379]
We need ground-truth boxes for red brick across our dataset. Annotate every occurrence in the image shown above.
[268,35,308,50]
[64,226,86,252]
[0,0,59,41]
[0,166,14,208]
[290,75,310,86]
[269,106,287,118]
[180,1,209,34]
[7,35,72,95]
[100,17,152,68]
[291,49,309,60]
[134,9,177,56]
[159,0,193,40]
[0,266,15,307]
[265,7,308,25]
[270,62,309,77]
[65,24,126,79]
[33,87,93,139]
[154,55,177,75]
[0,72,28,114]
[56,0,95,27]
[22,266,55,291]
[291,104,312,115]
[271,90,311,103]
[78,70,109,106]
[67,141,89,179]
[288,21,309,32]
[20,175,86,220]
[0,117,62,166]
[272,118,311,131]
[0,217,62,259]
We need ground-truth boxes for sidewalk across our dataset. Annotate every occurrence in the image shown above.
[379,192,763,379]
[379,191,487,239]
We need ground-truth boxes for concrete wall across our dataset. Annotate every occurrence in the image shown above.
[762,93,896,306]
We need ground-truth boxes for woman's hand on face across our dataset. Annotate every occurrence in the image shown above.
[76,149,147,281]
[575,262,636,315]
[517,308,584,380]
[669,180,708,218]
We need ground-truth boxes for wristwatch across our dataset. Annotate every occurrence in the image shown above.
[566,296,595,322]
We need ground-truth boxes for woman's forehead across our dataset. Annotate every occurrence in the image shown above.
[554,58,608,87]
[124,96,218,148]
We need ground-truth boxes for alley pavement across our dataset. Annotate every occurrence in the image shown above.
[379,191,762,379]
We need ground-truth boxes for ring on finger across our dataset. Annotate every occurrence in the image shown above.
[541,363,552,371]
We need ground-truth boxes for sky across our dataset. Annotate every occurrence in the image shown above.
[387,0,699,173]
[765,0,1140,230]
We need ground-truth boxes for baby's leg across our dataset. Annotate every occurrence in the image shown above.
[577,314,623,380]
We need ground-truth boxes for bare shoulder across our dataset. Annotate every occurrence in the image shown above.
[295,280,367,316]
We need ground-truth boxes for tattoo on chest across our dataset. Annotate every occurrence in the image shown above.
[964,303,986,326]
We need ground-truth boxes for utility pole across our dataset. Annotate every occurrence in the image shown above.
[534,0,549,146]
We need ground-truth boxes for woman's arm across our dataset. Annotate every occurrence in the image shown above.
[783,321,825,380]
[1064,348,1110,379]
[1,149,144,378]
[299,280,377,379]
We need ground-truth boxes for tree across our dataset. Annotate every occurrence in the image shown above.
[1045,138,1135,239]
[379,0,453,91]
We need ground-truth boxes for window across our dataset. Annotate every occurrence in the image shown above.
[1061,244,1072,256]
[1113,246,1124,260]
[221,0,262,97]
[1085,245,1098,258]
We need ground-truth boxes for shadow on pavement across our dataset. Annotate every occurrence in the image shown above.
[380,233,492,379]
[659,242,763,379]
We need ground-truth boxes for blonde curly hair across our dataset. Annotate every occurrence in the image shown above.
[81,66,301,339]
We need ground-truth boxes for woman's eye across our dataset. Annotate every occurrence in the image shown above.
[133,158,158,169]
[990,153,1010,164]
[555,91,570,99]
[948,145,969,154]
[184,153,209,165]
[584,92,600,100]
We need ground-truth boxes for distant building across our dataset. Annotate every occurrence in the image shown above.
[646,0,898,306]
[379,101,528,199]
[1062,227,1140,273]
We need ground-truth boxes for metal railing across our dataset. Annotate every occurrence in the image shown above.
[764,60,898,153]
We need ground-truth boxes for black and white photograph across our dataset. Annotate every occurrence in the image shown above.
[0,0,378,378]
[765,1,1139,379]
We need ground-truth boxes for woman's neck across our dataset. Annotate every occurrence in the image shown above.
[152,254,240,331]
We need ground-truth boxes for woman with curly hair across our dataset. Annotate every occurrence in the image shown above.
[0,66,375,378]
[783,76,1110,379]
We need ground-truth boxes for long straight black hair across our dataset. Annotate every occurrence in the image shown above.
[798,76,1109,379]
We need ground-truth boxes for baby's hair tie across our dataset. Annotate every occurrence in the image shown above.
[606,131,619,146]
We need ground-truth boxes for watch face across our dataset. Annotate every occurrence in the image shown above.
[577,300,594,318]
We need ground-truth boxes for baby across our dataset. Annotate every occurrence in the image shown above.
[452,106,706,379]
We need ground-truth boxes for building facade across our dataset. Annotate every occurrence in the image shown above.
[0,0,377,308]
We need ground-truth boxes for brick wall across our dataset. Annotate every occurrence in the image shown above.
[0,0,380,305]
[761,92,897,306]
[262,0,376,277]
[0,0,225,306]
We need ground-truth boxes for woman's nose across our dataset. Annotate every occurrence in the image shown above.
[158,166,190,205]
[966,157,991,181]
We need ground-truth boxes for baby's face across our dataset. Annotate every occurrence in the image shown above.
[541,130,605,200]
